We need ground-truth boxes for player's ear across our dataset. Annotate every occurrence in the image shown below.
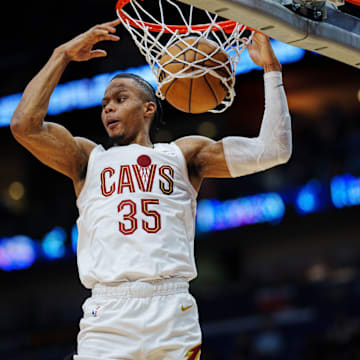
[143,101,157,120]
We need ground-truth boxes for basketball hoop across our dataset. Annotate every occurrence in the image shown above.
[116,0,239,34]
[116,0,254,113]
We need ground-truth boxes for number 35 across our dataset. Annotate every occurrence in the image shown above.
[117,199,161,235]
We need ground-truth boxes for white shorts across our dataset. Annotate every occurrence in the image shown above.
[74,278,202,360]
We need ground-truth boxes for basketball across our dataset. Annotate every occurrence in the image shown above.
[158,37,232,114]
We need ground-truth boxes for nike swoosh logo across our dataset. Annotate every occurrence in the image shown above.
[181,304,193,312]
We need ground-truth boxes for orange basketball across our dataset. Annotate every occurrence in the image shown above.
[158,37,232,114]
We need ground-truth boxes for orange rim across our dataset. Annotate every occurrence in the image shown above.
[345,0,360,5]
[115,0,242,34]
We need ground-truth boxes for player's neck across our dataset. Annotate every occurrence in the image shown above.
[108,133,153,148]
[131,132,153,148]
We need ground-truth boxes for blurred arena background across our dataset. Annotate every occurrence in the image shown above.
[1,0,360,359]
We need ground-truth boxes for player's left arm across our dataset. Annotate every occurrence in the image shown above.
[175,33,292,192]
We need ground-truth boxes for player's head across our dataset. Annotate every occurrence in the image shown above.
[101,73,163,146]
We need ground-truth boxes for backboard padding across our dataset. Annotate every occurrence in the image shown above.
[178,0,360,68]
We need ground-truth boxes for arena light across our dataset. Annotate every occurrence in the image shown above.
[295,180,323,215]
[196,192,285,233]
[0,235,36,271]
[41,226,67,259]
[235,40,305,75]
[71,224,78,254]
[0,93,22,127]
[0,41,305,127]
[331,174,360,208]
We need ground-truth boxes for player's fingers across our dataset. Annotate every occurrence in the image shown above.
[246,39,254,49]
[104,18,122,27]
[246,36,261,50]
[94,19,122,33]
[253,32,270,45]
[93,29,120,41]
[90,49,107,59]
[104,34,120,41]
[97,23,119,34]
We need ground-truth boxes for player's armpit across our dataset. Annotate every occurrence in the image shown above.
[175,135,231,191]
[11,120,96,182]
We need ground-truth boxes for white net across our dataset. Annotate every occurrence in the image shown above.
[117,0,254,113]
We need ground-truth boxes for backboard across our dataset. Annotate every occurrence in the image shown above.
[178,0,360,68]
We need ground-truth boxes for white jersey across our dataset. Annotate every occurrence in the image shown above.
[76,143,198,289]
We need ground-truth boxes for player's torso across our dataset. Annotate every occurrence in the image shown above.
[76,143,198,288]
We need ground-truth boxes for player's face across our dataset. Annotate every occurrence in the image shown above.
[101,78,150,145]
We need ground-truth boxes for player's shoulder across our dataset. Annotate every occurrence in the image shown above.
[175,135,216,159]
[175,135,215,147]
[74,136,98,157]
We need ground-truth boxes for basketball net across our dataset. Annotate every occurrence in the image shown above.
[116,0,254,113]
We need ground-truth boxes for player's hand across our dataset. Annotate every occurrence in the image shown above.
[247,32,282,72]
[60,19,121,62]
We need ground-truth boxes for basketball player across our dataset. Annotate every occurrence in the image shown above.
[11,19,291,360]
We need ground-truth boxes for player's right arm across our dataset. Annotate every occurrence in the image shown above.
[10,19,121,195]
[176,34,292,192]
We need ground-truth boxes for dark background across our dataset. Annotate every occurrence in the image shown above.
[1,0,360,359]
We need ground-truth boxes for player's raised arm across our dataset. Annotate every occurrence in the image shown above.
[176,33,292,191]
[10,19,121,187]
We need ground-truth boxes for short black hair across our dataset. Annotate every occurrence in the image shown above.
[111,73,164,130]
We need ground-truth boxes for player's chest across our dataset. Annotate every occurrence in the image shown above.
[92,153,180,197]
